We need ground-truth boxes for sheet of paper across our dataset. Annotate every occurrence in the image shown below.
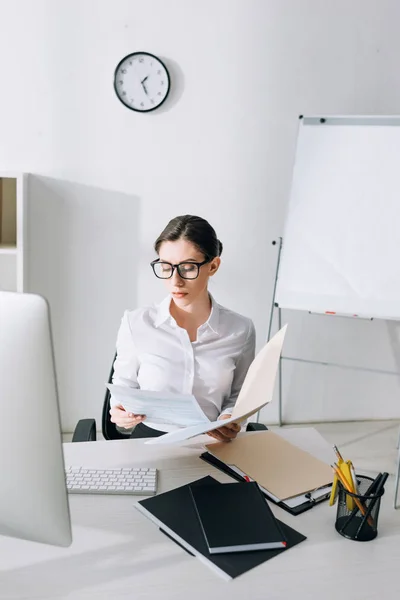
[107,384,210,427]
[231,324,287,420]
[145,325,287,445]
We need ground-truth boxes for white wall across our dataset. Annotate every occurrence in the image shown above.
[1,0,400,430]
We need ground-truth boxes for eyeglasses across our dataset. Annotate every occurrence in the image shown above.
[150,259,210,280]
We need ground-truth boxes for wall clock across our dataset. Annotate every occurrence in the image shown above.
[114,52,170,112]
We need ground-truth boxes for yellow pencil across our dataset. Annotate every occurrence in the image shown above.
[333,445,344,463]
[331,464,373,526]
[339,460,356,510]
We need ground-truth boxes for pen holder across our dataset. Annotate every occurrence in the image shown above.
[335,475,384,542]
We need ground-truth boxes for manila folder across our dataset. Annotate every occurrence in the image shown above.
[206,430,333,500]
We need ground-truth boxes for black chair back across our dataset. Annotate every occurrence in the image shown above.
[102,354,128,440]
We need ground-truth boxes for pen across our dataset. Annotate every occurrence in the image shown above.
[354,472,389,536]
[365,472,383,496]
[373,471,389,495]
[339,472,382,533]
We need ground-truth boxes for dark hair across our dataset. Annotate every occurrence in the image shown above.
[154,215,223,260]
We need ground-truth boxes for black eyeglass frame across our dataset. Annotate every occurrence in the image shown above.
[150,258,211,280]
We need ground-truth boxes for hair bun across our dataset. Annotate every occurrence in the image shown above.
[154,215,223,261]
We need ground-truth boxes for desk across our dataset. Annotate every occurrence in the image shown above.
[1,429,400,600]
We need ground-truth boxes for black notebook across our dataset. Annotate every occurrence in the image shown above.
[189,481,287,554]
[136,476,306,580]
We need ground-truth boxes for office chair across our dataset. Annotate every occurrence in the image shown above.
[72,353,266,442]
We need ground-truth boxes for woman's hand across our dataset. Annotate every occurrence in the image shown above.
[206,414,241,443]
[109,404,146,430]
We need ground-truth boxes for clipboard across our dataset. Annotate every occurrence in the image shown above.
[199,427,333,516]
[199,451,330,516]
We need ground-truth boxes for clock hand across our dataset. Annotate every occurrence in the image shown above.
[140,75,149,95]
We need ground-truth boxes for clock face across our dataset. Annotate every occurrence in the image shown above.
[114,52,170,112]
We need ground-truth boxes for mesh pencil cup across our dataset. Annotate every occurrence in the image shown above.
[335,475,384,542]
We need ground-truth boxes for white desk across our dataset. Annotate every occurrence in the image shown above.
[1,430,400,600]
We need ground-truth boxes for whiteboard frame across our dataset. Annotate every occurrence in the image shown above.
[275,114,400,320]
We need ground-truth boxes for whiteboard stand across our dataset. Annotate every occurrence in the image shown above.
[395,432,400,508]
[259,237,388,427]
[256,237,284,425]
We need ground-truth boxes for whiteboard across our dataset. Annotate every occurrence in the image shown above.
[275,116,400,320]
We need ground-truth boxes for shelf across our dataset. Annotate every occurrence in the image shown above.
[0,177,17,246]
[0,244,17,255]
[0,172,26,292]
[0,251,17,292]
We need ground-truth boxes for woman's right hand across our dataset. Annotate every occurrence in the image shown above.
[109,404,146,430]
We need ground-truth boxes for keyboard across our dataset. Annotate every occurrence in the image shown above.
[65,466,157,495]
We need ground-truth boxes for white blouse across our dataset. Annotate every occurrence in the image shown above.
[111,295,256,432]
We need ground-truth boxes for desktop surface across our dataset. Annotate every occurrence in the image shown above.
[1,432,400,600]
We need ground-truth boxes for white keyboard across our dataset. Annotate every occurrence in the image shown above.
[65,466,157,495]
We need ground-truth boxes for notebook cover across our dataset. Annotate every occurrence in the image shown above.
[189,481,287,553]
[136,476,306,580]
[199,452,327,515]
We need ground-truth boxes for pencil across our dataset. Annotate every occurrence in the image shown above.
[331,464,373,526]
[349,462,359,495]
[333,445,344,463]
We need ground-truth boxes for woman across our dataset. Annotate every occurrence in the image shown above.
[110,215,256,442]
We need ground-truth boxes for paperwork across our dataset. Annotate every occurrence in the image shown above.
[226,463,331,508]
[145,325,288,445]
[205,430,333,501]
[107,385,209,428]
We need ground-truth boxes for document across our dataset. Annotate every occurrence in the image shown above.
[205,430,333,501]
[107,385,210,428]
[145,325,288,445]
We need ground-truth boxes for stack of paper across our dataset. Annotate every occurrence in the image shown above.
[106,386,209,428]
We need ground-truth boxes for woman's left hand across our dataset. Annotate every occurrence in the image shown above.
[206,414,241,443]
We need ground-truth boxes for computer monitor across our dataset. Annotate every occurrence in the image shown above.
[0,291,72,546]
